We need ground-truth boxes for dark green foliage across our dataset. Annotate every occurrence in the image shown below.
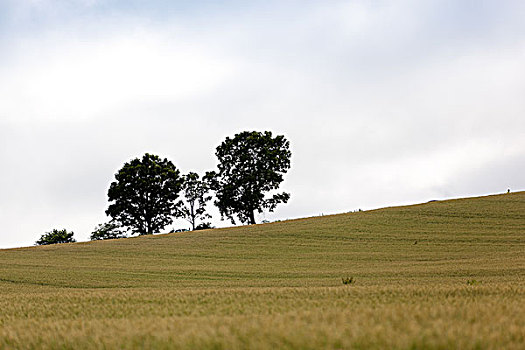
[177,172,212,230]
[36,229,75,245]
[106,153,183,235]
[194,222,215,230]
[208,131,291,225]
[90,221,127,241]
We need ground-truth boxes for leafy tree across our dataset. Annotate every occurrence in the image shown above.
[36,229,75,245]
[106,153,183,235]
[208,131,291,225]
[90,221,127,241]
[177,172,212,230]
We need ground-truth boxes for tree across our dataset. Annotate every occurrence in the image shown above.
[177,172,212,230]
[208,131,291,225]
[36,229,75,245]
[106,153,183,235]
[90,221,127,241]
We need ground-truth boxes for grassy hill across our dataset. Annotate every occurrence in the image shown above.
[0,192,524,349]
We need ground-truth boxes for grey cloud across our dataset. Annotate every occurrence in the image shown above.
[1,0,525,248]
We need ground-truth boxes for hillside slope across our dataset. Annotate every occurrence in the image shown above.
[1,192,523,288]
[0,192,524,349]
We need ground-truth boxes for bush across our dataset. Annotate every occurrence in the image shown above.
[36,229,75,245]
[194,222,215,231]
[342,276,355,285]
[90,221,126,241]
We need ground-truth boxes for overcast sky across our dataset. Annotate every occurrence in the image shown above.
[1,0,524,248]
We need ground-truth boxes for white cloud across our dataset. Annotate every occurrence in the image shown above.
[0,30,236,122]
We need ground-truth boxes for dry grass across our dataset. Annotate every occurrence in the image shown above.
[0,192,524,349]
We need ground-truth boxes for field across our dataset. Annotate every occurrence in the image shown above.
[0,192,524,349]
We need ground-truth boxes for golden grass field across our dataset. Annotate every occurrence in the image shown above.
[0,192,524,349]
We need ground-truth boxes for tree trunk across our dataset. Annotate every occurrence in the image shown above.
[146,215,153,235]
[249,210,256,225]
[191,204,196,230]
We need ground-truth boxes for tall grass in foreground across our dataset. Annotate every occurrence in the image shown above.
[0,192,524,349]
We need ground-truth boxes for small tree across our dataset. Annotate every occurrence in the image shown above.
[177,172,212,230]
[106,153,184,235]
[36,229,75,245]
[90,221,127,241]
[208,131,291,225]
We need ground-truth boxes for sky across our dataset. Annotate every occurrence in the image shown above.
[1,0,524,248]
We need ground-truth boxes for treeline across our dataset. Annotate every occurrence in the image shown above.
[35,131,291,245]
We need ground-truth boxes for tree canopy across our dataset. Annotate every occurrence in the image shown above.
[208,131,291,225]
[90,221,127,240]
[106,153,183,235]
[36,229,75,245]
[177,172,212,231]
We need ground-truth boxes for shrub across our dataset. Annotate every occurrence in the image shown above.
[342,276,355,285]
[36,229,75,245]
[194,222,215,231]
